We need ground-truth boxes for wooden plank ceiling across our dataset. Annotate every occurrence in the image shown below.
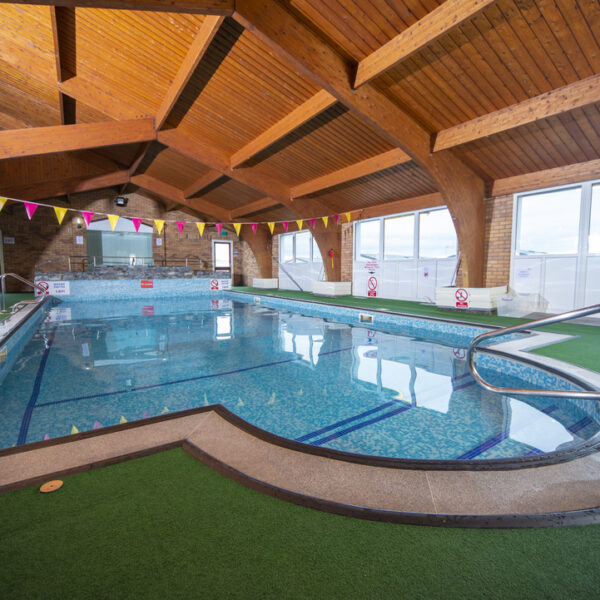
[0,0,598,224]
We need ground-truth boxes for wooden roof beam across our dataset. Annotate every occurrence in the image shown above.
[233,0,486,287]
[230,89,337,168]
[434,73,600,152]
[230,197,280,219]
[131,173,229,221]
[0,170,130,201]
[353,0,497,88]
[2,1,234,14]
[184,169,225,198]
[155,16,225,130]
[49,6,77,125]
[159,128,330,219]
[291,148,411,198]
[359,193,443,220]
[0,119,156,160]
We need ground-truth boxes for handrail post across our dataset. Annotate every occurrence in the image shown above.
[467,303,600,399]
[1,275,5,312]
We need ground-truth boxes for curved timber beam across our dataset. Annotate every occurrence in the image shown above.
[239,225,272,279]
[234,0,486,286]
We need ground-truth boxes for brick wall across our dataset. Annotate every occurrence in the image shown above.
[0,190,251,290]
[483,195,513,288]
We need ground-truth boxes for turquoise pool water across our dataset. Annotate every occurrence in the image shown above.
[1,297,598,459]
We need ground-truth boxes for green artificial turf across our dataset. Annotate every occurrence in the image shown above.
[1,449,599,600]
[233,287,600,372]
[0,293,35,321]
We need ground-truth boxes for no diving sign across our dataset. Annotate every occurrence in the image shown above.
[455,288,469,309]
[367,276,378,297]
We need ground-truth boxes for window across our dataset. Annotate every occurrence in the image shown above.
[589,184,600,254]
[356,220,380,261]
[384,214,414,259]
[295,231,311,263]
[312,237,322,263]
[516,187,581,255]
[419,209,457,258]
[280,234,294,263]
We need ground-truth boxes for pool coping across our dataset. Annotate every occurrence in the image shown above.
[1,407,599,529]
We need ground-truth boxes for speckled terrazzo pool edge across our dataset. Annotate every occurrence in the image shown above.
[1,409,599,529]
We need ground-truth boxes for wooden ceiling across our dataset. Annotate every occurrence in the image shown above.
[0,0,598,225]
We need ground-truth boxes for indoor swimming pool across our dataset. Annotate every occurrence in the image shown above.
[1,295,598,461]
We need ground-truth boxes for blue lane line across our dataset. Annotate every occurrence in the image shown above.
[453,379,476,392]
[310,405,412,446]
[36,345,354,408]
[17,327,57,445]
[295,401,397,442]
[541,404,558,414]
[456,431,509,460]
[568,416,593,434]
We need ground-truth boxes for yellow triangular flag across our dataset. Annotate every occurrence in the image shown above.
[154,219,165,234]
[296,220,303,230]
[233,223,242,236]
[161,406,170,414]
[119,416,127,424]
[345,212,352,223]
[322,216,329,228]
[71,425,79,434]
[107,214,119,231]
[196,222,206,237]
[54,206,68,225]
[0,197,7,212]
[268,222,275,234]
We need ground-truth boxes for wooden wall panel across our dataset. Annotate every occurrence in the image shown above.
[171,18,321,153]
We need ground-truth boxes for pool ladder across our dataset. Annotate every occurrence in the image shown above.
[467,303,600,400]
[0,273,47,312]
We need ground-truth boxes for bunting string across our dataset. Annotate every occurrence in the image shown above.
[0,195,360,235]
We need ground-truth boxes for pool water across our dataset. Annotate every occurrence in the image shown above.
[1,297,598,459]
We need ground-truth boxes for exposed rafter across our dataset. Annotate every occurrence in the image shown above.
[230,197,280,218]
[490,158,600,198]
[49,6,76,125]
[184,169,225,198]
[233,0,486,286]
[0,119,156,160]
[0,170,129,201]
[291,148,411,198]
[353,0,497,88]
[155,15,225,130]
[131,173,229,221]
[1,1,235,14]
[434,73,600,152]
[229,89,337,168]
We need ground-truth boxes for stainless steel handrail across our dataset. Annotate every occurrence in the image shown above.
[0,273,48,311]
[467,303,600,399]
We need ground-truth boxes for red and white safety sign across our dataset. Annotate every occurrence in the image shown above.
[367,276,378,297]
[455,288,469,308]
[210,279,219,290]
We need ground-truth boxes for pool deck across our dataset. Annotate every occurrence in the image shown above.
[1,407,599,528]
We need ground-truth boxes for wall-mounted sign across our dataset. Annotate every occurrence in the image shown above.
[3,237,14,244]
[35,281,71,296]
[156,238,162,246]
[75,236,84,245]
[140,280,153,289]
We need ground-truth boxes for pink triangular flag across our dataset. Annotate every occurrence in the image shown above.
[334,214,339,223]
[282,221,289,232]
[93,421,102,430]
[177,221,185,234]
[132,218,143,233]
[24,202,38,220]
[142,411,150,419]
[81,211,94,227]
[215,223,223,234]
[310,218,316,229]
[44,433,50,440]
[251,223,258,234]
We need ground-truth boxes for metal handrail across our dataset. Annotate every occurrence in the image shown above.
[467,303,600,399]
[0,273,47,311]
